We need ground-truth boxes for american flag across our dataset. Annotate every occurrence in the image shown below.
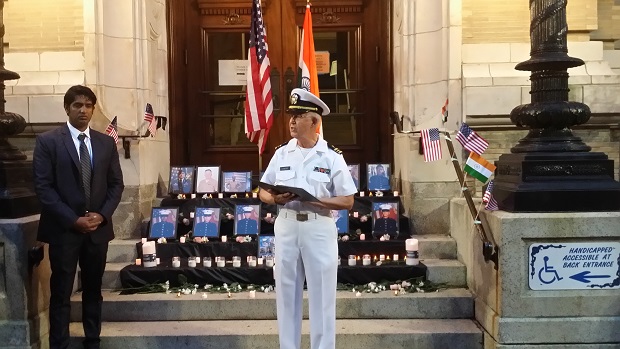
[105,116,119,144]
[144,103,157,136]
[483,180,499,211]
[456,123,488,155]
[244,0,274,155]
[421,128,443,162]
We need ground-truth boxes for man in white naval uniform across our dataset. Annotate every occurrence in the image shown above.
[259,88,357,349]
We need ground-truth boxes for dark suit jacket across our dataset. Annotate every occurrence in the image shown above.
[33,124,124,245]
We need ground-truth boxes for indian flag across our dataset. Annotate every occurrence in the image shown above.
[298,3,322,135]
[464,152,496,183]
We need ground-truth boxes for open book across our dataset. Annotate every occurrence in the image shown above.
[256,181,319,202]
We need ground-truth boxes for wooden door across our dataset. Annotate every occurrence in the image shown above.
[168,0,392,182]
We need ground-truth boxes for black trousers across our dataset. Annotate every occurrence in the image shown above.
[48,235,108,349]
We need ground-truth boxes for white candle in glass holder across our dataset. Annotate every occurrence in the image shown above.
[191,194,196,199]
[249,290,256,298]
[393,191,399,196]
[353,212,359,218]
[362,254,371,266]
[232,256,241,268]
[179,236,186,243]
[188,258,197,267]
[216,257,225,267]
[135,258,142,266]
[141,237,147,244]
[348,255,356,266]
[172,257,181,268]
[248,256,257,267]
[393,254,399,261]
[266,256,274,268]
[156,257,160,265]
[379,254,385,261]
[359,234,365,241]
[406,238,419,266]
[252,192,258,198]
[266,213,272,218]
[218,193,224,199]
[257,257,264,265]
[359,191,365,197]
[221,236,227,243]
[189,211,195,219]
[203,257,212,267]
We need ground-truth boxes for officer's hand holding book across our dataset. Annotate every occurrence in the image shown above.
[268,190,298,205]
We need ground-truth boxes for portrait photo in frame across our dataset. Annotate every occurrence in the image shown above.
[192,207,221,238]
[331,209,349,234]
[169,166,195,194]
[149,207,179,239]
[223,171,252,193]
[347,164,360,190]
[371,201,399,238]
[258,235,275,258]
[195,166,220,193]
[367,163,391,191]
[234,204,260,235]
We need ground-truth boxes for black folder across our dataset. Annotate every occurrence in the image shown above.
[256,181,319,202]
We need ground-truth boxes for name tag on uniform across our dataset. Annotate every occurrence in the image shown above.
[313,167,331,175]
[280,166,291,171]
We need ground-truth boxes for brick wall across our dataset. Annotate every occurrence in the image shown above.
[5,0,83,52]
[463,0,598,44]
[591,0,620,49]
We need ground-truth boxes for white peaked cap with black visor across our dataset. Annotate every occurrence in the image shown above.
[287,88,330,116]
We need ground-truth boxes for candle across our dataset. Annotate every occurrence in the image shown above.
[216,256,225,267]
[359,191,365,197]
[191,193,196,199]
[393,191,399,196]
[252,192,258,198]
[188,258,197,267]
[348,255,356,266]
[266,213,272,218]
[257,257,264,265]
[218,193,224,199]
[190,211,195,219]
[248,256,257,267]
[353,211,359,218]
[266,256,274,268]
[203,257,212,267]
[379,254,385,261]
[179,236,186,243]
[406,238,419,266]
[172,257,181,268]
[393,254,399,261]
[135,258,142,266]
[232,256,241,268]
[359,234,365,241]
[141,237,147,244]
[142,241,157,268]
[362,254,371,266]
[156,257,160,265]
[249,290,256,298]
[221,236,227,243]
[373,255,378,261]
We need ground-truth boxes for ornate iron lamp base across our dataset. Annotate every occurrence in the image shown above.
[0,160,40,218]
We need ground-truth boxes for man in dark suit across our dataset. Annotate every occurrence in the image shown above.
[33,85,124,349]
[368,164,390,190]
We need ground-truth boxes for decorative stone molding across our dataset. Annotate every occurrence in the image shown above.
[317,11,341,24]
[223,13,244,25]
[294,0,362,14]
[197,0,268,15]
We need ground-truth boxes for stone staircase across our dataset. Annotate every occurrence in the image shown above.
[68,236,483,348]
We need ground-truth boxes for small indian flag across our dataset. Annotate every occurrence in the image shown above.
[464,152,496,183]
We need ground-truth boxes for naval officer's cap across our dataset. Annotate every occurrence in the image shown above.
[287,88,330,116]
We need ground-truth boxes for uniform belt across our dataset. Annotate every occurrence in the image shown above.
[280,209,329,221]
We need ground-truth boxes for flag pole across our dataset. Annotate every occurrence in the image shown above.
[442,131,497,263]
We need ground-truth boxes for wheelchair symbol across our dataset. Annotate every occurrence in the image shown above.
[538,256,563,284]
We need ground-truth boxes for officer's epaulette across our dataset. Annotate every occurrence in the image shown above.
[275,142,288,150]
[328,143,343,155]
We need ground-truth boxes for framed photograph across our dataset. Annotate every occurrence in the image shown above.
[331,209,349,234]
[149,207,179,239]
[371,202,399,238]
[367,163,391,191]
[192,207,221,238]
[169,166,195,194]
[258,235,276,258]
[347,164,360,190]
[195,166,220,193]
[234,204,260,235]
[222,171,252,193]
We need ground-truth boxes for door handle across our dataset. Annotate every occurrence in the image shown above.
[270,67,280,112]
[285,67,295,100]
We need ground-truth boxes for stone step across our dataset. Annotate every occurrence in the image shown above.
[68,319,482,349]
[70,288,473,322]
[93,258,466,290]
[107,234,458,263]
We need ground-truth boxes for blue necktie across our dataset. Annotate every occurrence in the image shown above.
[78,133,91,209]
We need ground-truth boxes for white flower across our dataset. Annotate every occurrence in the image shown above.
[182,289,191,295]
[194,284,199,289]
[375,191,383,197]
[247,285,254,290]
[360,215,368,222]
[191,289,197,295]
[419,281,425,286]
[379,237,385,241]
[368,282,377,288]
[401,281,411,288]
[355,291,362,297]
[204,284,212,290]
[223,283,228,289]
[382,234,390,241]
[341,235,349,242]
[352,288,356,292]
[415,287,422,292]
[376,261,382,266]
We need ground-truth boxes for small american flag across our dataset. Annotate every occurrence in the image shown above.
[421,128,443,162]
[483,180,499,211]
[144,103,157,136]
[456,123,488,155]
[105,116,119,144]
[244,0,274,155]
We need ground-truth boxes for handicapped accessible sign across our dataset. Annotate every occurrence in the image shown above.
[528,242,620,290]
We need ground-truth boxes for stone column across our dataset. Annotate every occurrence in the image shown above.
[393,0,463,235]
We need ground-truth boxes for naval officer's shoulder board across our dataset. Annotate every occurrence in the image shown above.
[275,142,288,151]
[327,143,343,155]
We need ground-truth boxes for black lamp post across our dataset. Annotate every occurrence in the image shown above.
[493,0,620,211]
[0,0,40,217]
